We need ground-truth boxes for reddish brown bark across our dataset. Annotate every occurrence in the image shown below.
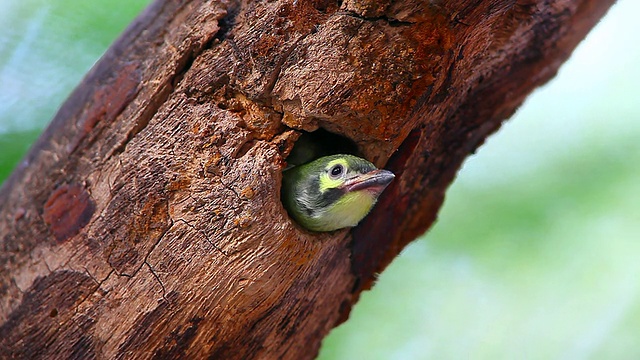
[0,0,614,358]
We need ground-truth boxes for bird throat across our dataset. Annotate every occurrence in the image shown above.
[317,190,376,229]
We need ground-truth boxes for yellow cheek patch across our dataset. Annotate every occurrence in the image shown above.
[318,158,350,192]
[321,191,376,229]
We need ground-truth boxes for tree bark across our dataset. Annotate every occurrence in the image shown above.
[0,0,614,358]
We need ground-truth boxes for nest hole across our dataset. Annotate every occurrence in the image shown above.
[286,128,359,167]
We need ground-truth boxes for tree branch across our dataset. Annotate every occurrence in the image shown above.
[0,0,615,358]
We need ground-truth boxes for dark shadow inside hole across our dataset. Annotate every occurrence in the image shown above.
[286,128,359,167]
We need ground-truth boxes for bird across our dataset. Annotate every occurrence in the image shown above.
[281,154,395,232]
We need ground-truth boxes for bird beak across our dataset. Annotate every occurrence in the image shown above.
[342,169,395,194]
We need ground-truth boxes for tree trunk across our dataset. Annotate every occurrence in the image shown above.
[0,0,614,358]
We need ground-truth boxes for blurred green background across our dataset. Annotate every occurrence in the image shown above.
[1,1,638,359]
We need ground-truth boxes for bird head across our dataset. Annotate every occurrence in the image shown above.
[282,154,395,232]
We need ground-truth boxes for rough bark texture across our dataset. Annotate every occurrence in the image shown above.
[0,0,613,358]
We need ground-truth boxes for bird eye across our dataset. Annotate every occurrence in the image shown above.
[329,164,344,179]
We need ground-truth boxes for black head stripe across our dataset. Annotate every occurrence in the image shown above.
[319,187,344,208]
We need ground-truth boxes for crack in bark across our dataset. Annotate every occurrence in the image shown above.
[338,10,415,26]
[264,33,311,97]
[59,246,83,273]
[145,261,168,302]
[136,215,176,303]
[82,266,101,285]
[10,278,24,294]
[219,174,241,199]
[42,256,53,274]
[176,218,228,256]
[66,269,115,332]
[108,215,175,278]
